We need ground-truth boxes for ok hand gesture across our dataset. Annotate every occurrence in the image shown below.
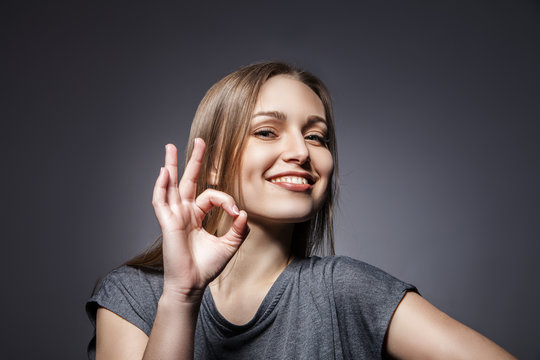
[152,139,249,303]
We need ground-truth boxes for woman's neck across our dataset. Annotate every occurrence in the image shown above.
[210,218,295,295]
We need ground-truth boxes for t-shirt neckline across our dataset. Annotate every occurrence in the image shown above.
[203,256,302,332]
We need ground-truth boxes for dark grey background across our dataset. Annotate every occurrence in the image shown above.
[3,0,539,358]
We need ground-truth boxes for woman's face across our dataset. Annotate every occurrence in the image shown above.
[237,75,334,224]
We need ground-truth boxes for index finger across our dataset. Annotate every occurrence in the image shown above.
[179,138,206,201]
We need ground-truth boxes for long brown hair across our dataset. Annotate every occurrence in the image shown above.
[126,61,339,269]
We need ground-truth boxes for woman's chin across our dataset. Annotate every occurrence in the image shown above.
[246,211,315,225]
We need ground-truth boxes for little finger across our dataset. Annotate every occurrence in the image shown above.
[164,144,181,204]
[152,167,174,223]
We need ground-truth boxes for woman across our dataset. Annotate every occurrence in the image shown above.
[87,62,515,359]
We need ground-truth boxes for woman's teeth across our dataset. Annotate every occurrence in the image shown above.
[270,176,308,185]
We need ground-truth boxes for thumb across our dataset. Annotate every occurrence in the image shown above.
[220,210,249,248]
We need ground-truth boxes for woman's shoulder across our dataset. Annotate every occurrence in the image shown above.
[298,255,416,295]
[299,255,392,276]
[86,265,164,335]
[98,264,163,287]
[296,256,417,358]
[93,265,163,300]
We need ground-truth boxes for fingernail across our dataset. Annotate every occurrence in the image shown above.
[159,167,164,175]
[232,205,240,216]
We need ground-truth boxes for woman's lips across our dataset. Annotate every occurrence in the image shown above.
[269,176,312,192]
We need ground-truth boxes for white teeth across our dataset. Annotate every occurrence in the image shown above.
[270,176,308,185]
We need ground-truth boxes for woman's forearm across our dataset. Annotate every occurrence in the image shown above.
[142,292,202,360]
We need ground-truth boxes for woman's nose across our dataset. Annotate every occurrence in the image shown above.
[282,132,310,165]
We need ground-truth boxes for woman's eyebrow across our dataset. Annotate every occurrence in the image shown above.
[252,111,327,125]
[306,116,327,126]
[252,111,287,120]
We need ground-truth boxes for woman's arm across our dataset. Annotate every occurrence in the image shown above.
[96,140,248,359]
[96,308,148,359]
[95,297,200,360]
[385,292,516,359]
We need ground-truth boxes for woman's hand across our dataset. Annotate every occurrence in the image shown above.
[152,138,249,304]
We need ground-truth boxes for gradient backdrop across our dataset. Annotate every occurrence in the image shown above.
[3,1,539,358]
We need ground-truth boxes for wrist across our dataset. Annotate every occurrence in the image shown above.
[160,286,205,306]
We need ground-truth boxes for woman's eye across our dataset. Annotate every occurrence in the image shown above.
[305,134,329,146]
[253,129,277,139]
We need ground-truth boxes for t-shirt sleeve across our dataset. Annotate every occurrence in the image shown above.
[329,256,417,358]
[85,266,163,359]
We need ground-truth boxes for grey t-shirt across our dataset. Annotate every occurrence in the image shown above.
[86,256,416,359]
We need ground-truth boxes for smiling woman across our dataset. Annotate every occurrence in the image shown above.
[86,62,515,359]
[239,75,334,225]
